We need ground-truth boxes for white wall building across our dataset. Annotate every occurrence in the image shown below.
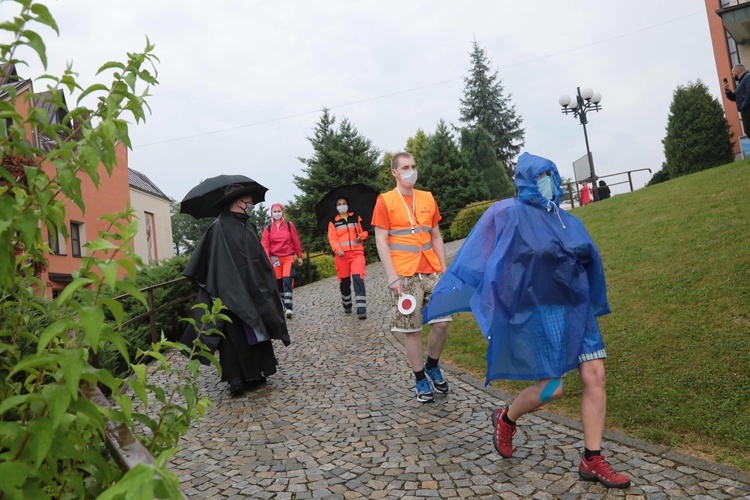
[128,168,174,265]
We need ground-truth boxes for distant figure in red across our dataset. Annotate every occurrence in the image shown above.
[580,182,593,206]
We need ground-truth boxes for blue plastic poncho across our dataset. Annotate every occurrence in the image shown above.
[423,152,609,383]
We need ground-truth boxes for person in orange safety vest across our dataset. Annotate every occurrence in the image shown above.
[371,152,451,404]
[327,197,368,319]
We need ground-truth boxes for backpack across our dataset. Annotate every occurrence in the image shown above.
[266,220,292,234]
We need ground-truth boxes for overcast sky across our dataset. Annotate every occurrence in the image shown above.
[6,0,722,206]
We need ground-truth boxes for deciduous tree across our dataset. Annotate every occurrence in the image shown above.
[1,2,211,496]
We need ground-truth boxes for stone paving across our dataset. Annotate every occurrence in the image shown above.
[167,240,750,499]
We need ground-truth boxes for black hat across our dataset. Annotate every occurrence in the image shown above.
[212,184,258,209]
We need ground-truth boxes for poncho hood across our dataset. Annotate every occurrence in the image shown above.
[515,152,565,208]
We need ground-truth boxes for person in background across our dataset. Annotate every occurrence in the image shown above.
[372,152,451,404]
[328,197,368,319]
[597,180,611,200]
[724,64,750,135]
[261,203,304,318]
[182,184,290,397]
[424,153,631,489]
[580,181,593,206]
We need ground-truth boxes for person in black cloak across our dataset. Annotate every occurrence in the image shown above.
[181,183,291,397]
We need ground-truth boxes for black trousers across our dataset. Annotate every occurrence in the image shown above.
[741,109,750,137]
[340,274,366,314]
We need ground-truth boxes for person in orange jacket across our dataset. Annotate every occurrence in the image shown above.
[328,197,368,319]
[261,203,304,318]
[372,152,451,404]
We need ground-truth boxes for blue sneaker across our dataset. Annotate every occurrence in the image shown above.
[424,364,449,394]
[415,378,435,403]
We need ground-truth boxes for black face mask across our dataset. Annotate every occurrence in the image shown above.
[735,74,742,82]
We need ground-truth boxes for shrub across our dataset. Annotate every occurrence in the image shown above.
[448,201,495,240]
[0,3,211,497]
[311,254,336,280]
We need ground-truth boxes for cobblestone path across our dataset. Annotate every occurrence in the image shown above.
[169,240,750,499]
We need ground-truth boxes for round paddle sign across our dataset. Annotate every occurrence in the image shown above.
[398,293,417,315]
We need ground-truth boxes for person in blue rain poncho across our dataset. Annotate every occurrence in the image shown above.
[423,153,631,489]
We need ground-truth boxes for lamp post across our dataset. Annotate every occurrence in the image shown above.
[558,87,602,198]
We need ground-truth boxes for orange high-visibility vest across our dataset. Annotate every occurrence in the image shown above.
[380,188,442,276]
[328,213,367,254]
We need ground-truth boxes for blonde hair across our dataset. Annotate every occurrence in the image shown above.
[391,152,414,170]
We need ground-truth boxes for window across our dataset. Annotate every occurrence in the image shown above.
[48,226,61,254]
[727,31,740,67]
[145,211,156,264]
[70,222,82,258]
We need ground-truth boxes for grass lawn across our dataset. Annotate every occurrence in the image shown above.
[426,160,750,470]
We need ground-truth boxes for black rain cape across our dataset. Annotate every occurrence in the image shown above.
[183,211,290,348]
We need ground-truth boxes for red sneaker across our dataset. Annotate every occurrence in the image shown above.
[491,408,516,458]
[579,454,631,488]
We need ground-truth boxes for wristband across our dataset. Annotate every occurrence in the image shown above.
[388,277,401,288]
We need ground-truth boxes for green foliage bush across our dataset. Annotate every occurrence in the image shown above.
[311,254,336,280]
[448,201,494,241]
[0,3,213,497]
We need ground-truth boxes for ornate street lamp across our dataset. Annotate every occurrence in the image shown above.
[558,87,602,198]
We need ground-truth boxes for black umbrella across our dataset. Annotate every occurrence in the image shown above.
[314,183,380,233]
[180,174,268,219]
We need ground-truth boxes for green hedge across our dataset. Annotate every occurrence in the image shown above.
[448,201,494,240]
[311,254,336,280]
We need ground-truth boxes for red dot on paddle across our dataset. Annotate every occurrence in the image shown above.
[402,298,413,309]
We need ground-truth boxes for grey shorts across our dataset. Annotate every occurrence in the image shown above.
[389,272,451,333]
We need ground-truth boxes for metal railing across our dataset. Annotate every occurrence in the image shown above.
[113,277,194,343]
[564,167,652,208]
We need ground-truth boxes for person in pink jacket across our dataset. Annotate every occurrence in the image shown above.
[261,203,304,318]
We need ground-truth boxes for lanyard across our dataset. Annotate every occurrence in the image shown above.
[396,189,418,234]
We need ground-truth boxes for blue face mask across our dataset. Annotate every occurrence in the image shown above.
[537,175,554,200]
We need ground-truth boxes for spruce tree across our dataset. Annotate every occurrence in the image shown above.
[378,152,396,192]
[419,120,489,224]
[289,109,382,251]
[170,201,214,256]
[662,80,734,178]
[405,128,430,167]
[459,40,525,168]
[460,125,514,200]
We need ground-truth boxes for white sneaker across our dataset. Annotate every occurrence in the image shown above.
[285,309,293,318]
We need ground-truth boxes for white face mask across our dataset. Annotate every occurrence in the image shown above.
[272,212,283,220]
[337,204,348,214]
[400,169,418,186]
